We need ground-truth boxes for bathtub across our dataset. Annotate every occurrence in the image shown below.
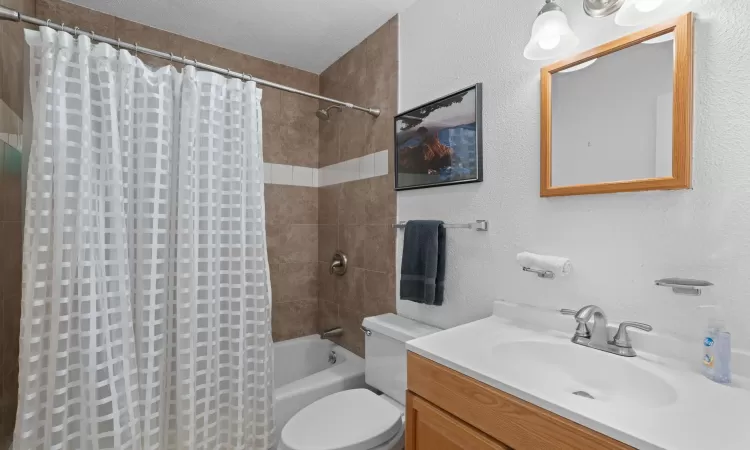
[273,335,366,442]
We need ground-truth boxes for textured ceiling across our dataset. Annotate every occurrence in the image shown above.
[61,0,415,73]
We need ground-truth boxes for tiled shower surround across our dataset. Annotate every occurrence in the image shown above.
[0,1,397,433]
[318,17,399,357]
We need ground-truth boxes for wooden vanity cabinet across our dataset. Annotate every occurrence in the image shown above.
[406,393,511,450]
[405,352,633,450]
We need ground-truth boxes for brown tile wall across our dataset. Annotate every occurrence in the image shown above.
[0,0,34,441]
[35,0,320,169]
[0,0,35,118]
[317,18,399,357]
[266,185,320,341]
[0,149,23,442]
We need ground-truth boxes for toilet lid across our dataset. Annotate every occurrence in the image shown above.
[281,389,403,450]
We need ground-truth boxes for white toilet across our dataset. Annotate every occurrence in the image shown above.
[279,313,440,450]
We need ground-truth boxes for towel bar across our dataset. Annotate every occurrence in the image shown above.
[392,220,489,231]
[654,278,713,296]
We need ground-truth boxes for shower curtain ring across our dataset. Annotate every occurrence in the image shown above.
[60,22,65,32]
[169,52,175,63]
[117,38,121,50]
[134,43,138,57]
[46,19,50,28]
[74,27,79,37]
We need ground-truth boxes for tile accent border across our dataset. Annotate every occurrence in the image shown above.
[264,150,389,187]
[0,134,386,188]
[0,134,22,149]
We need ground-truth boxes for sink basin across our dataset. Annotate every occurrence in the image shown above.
[491,340,678,408]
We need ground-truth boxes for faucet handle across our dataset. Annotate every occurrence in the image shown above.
[613,321,653,348]
[561,309,590,338]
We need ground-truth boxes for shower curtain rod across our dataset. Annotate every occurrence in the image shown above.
[0,6,382,117]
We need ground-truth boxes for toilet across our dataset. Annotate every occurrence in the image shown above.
[279,313,440,450]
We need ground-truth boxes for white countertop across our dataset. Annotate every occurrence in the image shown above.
[406,302,750,450]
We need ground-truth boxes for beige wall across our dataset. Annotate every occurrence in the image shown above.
[318,18,398,356]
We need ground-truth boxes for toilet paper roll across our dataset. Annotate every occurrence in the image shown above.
[517,252,572,277]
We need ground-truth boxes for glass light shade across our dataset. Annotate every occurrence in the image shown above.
[615,0,690,26]
[524,10,580,61]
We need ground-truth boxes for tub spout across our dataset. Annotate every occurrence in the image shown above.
[320,327,343,339]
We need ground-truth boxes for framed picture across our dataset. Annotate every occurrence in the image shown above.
[394,83,483,191]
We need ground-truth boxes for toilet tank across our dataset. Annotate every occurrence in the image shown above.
[362,314,440,405]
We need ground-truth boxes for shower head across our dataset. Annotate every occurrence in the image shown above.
[316,105,343,121]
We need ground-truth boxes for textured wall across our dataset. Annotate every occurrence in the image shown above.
[398,0,750,348]
[318,17,398,356]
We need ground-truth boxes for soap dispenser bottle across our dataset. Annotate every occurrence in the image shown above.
[699,305,731,385]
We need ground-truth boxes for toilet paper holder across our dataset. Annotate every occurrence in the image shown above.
[523,267,555,279]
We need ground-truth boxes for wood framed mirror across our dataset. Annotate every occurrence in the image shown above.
[540,13,694,197]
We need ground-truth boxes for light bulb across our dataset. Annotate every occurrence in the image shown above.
[635,0,664,12]
[538,33,561,50]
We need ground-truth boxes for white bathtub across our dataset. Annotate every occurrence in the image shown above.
[273,335,366,443]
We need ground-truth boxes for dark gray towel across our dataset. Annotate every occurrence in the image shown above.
[400,220,446,306]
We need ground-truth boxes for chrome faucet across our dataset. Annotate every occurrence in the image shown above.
[561,306,653,357]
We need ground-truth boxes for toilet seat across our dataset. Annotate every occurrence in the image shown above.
[280,389,403,450]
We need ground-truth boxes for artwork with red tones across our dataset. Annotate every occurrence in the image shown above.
[395,84,482,191]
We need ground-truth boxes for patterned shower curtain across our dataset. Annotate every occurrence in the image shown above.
[14,27,274,450]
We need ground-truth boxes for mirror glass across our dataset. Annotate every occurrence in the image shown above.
[550,34,675,187]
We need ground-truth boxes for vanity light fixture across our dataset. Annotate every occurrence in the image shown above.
[615,0,691,26]
[583,0,625,18]
[524,0,580,61]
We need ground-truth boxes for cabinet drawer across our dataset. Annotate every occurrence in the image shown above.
[406,392,511,450]
[407,352,632,450]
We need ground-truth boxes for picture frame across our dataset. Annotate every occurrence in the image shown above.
[394,83,483,191]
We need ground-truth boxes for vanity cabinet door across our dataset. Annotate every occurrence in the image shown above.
[406,392,511,450]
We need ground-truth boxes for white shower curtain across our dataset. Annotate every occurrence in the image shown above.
[14,27,274,450]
